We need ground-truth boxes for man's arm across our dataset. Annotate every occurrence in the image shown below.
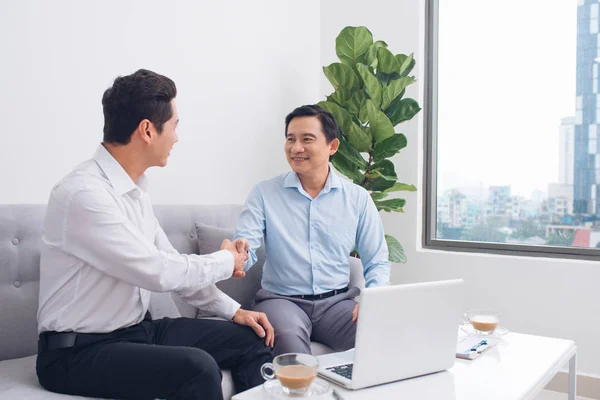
[355,192,391,287]
[153,219,242,319]
[59,189,235,295]
[233,185,266,271]
[153,204,274,344]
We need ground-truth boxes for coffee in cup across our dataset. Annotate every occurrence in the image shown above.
[463,309,501,335]
[261,353,318,395]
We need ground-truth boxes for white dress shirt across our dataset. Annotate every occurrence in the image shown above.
[37,145,240,334]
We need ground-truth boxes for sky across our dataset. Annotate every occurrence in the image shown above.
[437,0,578,199]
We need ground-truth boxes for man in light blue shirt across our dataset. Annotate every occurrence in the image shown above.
[234,105,390,355]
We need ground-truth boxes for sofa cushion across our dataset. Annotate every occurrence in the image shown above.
[194,222,264,312]
[0,355,95,399]
[0,355,235,400]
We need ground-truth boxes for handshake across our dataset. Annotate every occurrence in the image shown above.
[220,238,249,278]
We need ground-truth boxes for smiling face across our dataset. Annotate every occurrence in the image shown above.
[285,116,339,179]
[148,99,179,167]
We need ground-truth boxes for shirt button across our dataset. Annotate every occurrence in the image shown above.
[13,281,21,288]
[12,238,19,245]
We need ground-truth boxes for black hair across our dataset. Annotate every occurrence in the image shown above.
[284,105,339,143]
[102,69,177,144]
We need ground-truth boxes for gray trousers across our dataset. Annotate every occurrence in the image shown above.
[253,287,361,356]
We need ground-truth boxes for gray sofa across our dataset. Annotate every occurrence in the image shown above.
[0,204,364,399]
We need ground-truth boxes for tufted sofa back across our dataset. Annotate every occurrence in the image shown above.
[0,204,244,361]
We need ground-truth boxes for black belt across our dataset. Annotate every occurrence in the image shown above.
[38,331,78,352]
[288,286,349,300]
[38,312,154,352]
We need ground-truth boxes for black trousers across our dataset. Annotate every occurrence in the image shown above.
[36,315,273,400]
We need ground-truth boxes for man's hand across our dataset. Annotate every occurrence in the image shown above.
[352,303,359,323]
[233,238,249,253]
[232,308,275,348]
[220,239,247,278]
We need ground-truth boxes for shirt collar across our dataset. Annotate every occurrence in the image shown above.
[93,144,147,196]
[283,163,343,193]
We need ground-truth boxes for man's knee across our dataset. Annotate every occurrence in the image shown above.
[275,328,311,355]
[338,330,356,351]
[179,348,222,386]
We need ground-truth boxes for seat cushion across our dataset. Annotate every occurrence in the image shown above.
[0,355,236,400]
[0,355,96,399]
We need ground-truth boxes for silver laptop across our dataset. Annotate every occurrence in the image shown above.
[317,279,463,390]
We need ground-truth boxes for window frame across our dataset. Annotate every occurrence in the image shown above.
[423,0,600,262]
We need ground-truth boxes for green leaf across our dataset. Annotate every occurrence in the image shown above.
[371,159,396,176]
[385,234,406,263]
[383,182,417,193]
[365,40,388,69]
[356,64,382,108]
[376,71,401,87]
[347,90,367,116]
[359,102,369,123]
[381,76,416,109]
[366,100,395,143]
[366,177,396,192]
[375,198,406,212]
[395,53,415,76]
[377,47,402,74]
[336,136,368,169]
[365,159,397,191]
[373,134,407,161]
[328,88,353,108]
[336,26,373,66]
[365,170,396,181]
[318,101,372,152]
[346,123,372,152]
[370,192,388,201]
[323,63,360,91]
[332,154,363,183]
[385,97,421,126]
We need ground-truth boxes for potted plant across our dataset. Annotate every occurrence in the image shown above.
[319,26,420,263]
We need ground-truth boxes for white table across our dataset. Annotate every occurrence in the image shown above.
[232,331,576,400]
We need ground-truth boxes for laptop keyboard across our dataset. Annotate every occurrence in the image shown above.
[326,363,353,379]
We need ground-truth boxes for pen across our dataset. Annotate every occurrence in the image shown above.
[469,340,488,353]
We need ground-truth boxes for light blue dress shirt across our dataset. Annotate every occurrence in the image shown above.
[234,167,390,296]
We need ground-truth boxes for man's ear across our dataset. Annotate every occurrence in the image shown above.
[137,119,152,144]
[329,138,340,155]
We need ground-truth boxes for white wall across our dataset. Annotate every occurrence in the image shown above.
[0,0,321,204]
[321,0,600,377]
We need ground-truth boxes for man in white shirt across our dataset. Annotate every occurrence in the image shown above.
[36,69,274,400]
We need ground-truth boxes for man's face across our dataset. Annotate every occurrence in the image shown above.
[285,116,338,176]
[150,99,179,167]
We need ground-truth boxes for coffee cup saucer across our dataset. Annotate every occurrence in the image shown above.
[460,324,509,337]
[263,377,332,398]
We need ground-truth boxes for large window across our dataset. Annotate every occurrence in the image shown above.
[425,0,600,260]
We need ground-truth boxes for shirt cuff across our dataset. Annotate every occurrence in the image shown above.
[210,249,235,282]
[213,290,242,320]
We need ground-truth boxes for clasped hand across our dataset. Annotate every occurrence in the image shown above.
[220,238,249,278]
